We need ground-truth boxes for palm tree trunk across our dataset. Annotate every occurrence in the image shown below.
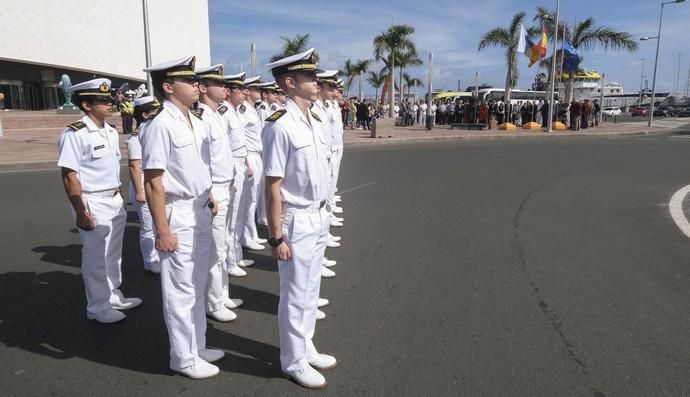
[399,66,404,104]
[389,55,395,118]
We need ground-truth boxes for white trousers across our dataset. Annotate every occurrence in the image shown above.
[160,195,213,370]
[256,159,268,226]
[225,159,246,270]
[206,181,233,313]
[240,152,263,246]
[278,204,330,372]
[129,184,159,271]
[75,192,126,314]
[329,147,343,203]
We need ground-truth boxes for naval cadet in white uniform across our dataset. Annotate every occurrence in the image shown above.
[58,78,142,324]
[220,72,255,277]
[255,81,279,228]
[195,64,244,323]
[263,48,337,389]
[238,75,268,251]
[126,95,161,274]
[141,56,223,379]
[313,71,339,280]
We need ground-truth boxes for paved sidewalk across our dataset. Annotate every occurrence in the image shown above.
[0,116,685,170]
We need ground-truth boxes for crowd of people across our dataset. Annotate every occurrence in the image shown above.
[57,48,346,389]
[425,96,603,130]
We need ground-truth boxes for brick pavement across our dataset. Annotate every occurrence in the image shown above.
[0,110,684,170]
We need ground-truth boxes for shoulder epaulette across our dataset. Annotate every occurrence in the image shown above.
[190,107,204,119]
[131,127,140,136]
[218,105,228,115]
[66,121,86,131]
[265,109,287,122]
[107,121,118,130]
[259,104,267,110]
[310,110,322,122]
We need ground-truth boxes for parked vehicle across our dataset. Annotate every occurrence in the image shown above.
[677,107,690,117]
[653,106,675,117]
[631,107,648,117]
[602,107,622,117]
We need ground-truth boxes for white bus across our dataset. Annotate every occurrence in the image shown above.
[478,88,559,104]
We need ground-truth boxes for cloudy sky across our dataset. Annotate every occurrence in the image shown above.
[209,0,690,96]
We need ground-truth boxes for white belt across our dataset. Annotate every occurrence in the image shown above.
[165,190,211,207]
[283,200,327,212]
[83,189,120,197]
[212,180,233,186]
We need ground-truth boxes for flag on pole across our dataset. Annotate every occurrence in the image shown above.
[562,39,580,72]
[517,24,547,67]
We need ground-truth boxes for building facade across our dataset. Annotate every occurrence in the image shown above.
[0,1,211,110]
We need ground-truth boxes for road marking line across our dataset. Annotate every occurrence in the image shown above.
[340,181,377,195]
[668,184,690,238]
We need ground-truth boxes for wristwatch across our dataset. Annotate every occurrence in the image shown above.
[268,237,284,248]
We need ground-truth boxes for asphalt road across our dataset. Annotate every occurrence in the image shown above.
[1,132,690,396]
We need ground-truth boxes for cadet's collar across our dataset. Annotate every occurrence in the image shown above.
[285,98,312,124]
[83,115,109,132]
[197,102,217,114]
[163,99,191,122]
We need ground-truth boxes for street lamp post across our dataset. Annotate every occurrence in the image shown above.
[642,0,686,128]
[142,0,154,96]
[638,58,645,106]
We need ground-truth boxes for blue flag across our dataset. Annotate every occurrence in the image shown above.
[562,39,580,72]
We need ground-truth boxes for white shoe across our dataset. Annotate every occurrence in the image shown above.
[255,238,268,244]
[318,298,330,308]
[237,259,255,268]
[334,194,341,200]
[321,267,336,278]
[328,233,341,242]
[334,196,342,203]
[111,297,143,311]
[224,298,244,309]
[333,216,344,222]
[207,307,237,322]
[332,206,343,214]
[111,290,143,310]
[316,309,326,320]
[326,240,341,248]
[244,242,265,251]
[86,308,126,323]
[322,258,337,267]
[199,348,225,363]
[308,353,338,370]
[228,266,247,277]
[330,220,343,227]
[172,360,220,379]
[283,365,326,389]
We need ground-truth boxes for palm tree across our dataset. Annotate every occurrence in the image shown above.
[373,24,417,117]
[396,50,423,103]
[352,59,371,100]
[478,12,527,106]
[534,8,637,103]
[270,34,310,62]
[367,69,387,105]
[403,73,424,100]
[342,59,357,97]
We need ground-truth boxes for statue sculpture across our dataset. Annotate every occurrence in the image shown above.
[58,74,74,108]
